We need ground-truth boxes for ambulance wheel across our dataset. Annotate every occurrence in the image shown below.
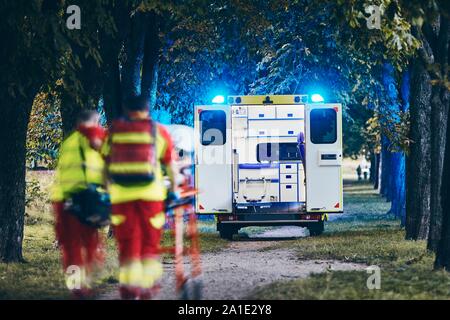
[219,229,234,240]
[308,221,324,236]
[218,225,236,240]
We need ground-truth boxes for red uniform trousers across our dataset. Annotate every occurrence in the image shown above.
[112,200,164,263]
[53,202,102,271]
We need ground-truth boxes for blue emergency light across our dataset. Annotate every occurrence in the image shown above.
[311,94,324,103]
[212,95,225,104]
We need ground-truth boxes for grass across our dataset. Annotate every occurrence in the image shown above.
[0,171,226,300]
[250,179,450,300]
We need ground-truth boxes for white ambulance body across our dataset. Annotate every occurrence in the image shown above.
[194,95,343,239]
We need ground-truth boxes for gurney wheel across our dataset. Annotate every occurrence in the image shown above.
[179,281,190,300]
[178,278,203,300]
[191,278,203,300]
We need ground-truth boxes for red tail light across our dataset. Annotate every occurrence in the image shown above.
[300,214,322,221]
[218,215,235,222]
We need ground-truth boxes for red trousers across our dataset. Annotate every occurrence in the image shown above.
[112,200,164,264]
[53,202,102,270]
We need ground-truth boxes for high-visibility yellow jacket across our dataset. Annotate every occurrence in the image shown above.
[51,131,105,202]
[102,119,174,204]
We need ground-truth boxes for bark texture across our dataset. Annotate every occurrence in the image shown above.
[0,94,34,262]
[428,16,449,252]
[405,56,432,240]
[121,10,161,110]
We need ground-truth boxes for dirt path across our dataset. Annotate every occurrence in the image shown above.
[100,227,365,300]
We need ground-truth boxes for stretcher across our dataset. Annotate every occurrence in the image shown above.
[160,184,203,300]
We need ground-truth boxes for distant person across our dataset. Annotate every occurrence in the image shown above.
[356,165,362,180]
[363,165,369,180]
[103,95,178,300]
[51,110,107,299]
[297,132,306,174]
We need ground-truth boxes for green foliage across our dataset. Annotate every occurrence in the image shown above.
[380,109,411,153]
[27,92,63,169]
[25,179,47,209]
[156,1,263,124]
[334,0,421,70]
[365,114,382,154]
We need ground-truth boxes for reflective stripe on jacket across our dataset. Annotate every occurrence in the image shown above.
[51,131,105,202]
[103,121,172,204]
[107,119,157,183]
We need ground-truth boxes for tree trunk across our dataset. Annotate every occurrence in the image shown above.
[369,152,376,184]
[60,44,104,135]
[398,156,407,226]
[373,152,381,190]
[381,63,407,221]
[59,93,82,136]
[435,96,450,268]
[397,69,410,226]
[100,0,129,125]
[389,152,405,218]
[121,10,160,109]
[0,95,34,262]
[405,57,432,240]
[103,60,123,125]
[428,85,449,251]
[380,137,392,200]
[141,11,160,110]
[121,11,147,102]
[428,16,449,252]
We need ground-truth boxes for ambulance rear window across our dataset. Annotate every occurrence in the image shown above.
[200,110,227,146]
[257,143,301,162]
[310,109,337,144]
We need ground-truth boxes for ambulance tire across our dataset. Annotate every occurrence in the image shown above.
[219,226,235,240]
[308,221,324,236]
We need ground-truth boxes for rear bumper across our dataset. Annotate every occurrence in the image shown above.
[217,212,327,229]
[219,219,321,225]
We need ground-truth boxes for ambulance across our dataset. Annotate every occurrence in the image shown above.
[194,95,343,240]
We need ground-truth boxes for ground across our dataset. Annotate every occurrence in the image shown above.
[100,231,365,300]
[1,163,450,299]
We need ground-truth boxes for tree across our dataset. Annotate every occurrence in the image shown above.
[121,9,160,110]
[436,100,450,269]
[403,4,449,243]
[426,14,449,250]
[380,63,407,223]
[58,0,118,134]
[0,0,120,261]
[0,1,69,262]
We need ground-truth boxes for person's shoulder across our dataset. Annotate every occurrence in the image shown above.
[58,131,83,152]
[156,122,171,139]
[63,130,81,144]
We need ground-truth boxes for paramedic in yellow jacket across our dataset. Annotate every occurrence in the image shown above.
[51,110,107,299]
[103,95,177,300]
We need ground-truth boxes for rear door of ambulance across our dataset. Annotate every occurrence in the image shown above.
[304,104,343,213]
[194,105,232,214]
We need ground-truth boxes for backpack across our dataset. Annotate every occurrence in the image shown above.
[108,118,158,185]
